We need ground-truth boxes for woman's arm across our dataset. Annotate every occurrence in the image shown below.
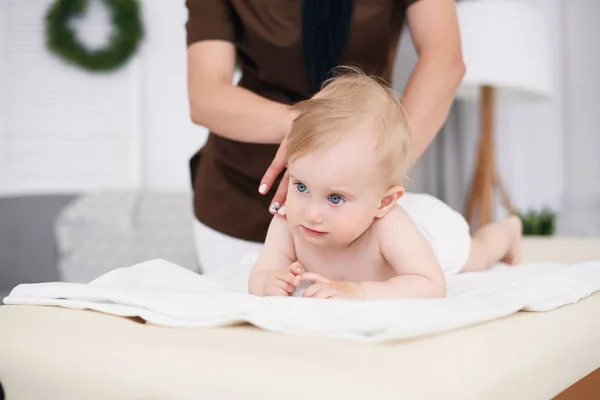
[402,0,466,169]
[187,40,296,144]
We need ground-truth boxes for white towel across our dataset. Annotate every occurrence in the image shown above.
[4,259,600,342]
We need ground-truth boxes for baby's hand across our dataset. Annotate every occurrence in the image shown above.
[297,273,364,300]
[262,262,303,297]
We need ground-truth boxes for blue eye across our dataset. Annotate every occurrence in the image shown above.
[295,182,308,193]
[328,194,345,205]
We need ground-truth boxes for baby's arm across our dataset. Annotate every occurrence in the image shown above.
[360,208,446,299]
[248,215,300,296]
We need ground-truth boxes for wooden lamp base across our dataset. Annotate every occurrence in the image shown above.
[465,85,514,229]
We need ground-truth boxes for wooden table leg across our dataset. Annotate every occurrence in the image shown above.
[465,85,496,228]
[464,85,516,229]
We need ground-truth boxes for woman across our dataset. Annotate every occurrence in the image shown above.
[186,0,465,274]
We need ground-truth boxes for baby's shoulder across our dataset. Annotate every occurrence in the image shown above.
[373,203,411,227]
[371,203,420,239]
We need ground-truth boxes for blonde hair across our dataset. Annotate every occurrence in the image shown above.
[286,67,411,187]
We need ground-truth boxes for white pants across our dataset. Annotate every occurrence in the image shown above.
[193,193,471,278]
[193,220,263,275]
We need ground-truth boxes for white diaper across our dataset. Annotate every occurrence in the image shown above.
[397,193,471,276]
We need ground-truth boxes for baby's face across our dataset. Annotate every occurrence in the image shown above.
[286,132,387,246]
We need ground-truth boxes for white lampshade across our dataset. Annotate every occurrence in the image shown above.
[455,0,553,102]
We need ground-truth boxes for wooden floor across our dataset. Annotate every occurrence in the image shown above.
[555,368,600,399]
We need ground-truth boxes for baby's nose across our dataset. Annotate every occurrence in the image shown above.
[305,205,324,224]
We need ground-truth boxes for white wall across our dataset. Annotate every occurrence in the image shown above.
[0,0,145,195]
[138,0,208,190]
[0,0,207,195]
[563,0,600,197]
[559,0,600,235]
[0,1,6,189]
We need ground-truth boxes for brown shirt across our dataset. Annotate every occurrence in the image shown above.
[186,0,419,243]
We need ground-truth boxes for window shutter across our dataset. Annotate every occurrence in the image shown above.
[0,0,142,195]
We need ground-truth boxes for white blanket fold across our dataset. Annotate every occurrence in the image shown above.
[4,259,600,342]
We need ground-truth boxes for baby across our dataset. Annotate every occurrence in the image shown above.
[248,70,522,300]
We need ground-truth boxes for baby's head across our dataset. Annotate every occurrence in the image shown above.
[285,68,410,246]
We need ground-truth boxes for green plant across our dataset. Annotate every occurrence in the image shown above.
[45,0,144,72]
[517,207,557,236]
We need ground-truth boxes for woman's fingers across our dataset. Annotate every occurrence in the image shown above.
[270,171,290,215]
[259,142,287,196]
[259,139,291,215]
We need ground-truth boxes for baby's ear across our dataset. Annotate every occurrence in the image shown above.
[376,186,405,218]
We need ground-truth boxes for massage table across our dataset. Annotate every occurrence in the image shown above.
[1,237,599,399]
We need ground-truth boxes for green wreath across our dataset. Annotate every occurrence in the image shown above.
[45,0,143,72]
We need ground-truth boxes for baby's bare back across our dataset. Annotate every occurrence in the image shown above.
[292,221,398,282]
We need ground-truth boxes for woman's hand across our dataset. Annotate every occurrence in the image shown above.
[259,136,290,215]
[188,41,296,215]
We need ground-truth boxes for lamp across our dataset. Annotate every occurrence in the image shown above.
[455,0,552,228]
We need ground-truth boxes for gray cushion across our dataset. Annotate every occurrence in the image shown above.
[0,194,77,292]
[55,190,199,283]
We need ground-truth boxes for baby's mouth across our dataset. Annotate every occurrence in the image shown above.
[301,225,327,236]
